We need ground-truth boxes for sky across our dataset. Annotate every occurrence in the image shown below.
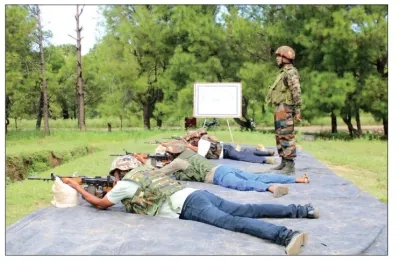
[39,5,105,55]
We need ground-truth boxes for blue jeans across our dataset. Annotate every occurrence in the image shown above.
[180,190,308,245]
[223,144,270,164]
[213,166,296,192]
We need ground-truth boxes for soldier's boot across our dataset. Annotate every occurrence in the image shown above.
[284,231,308,255]
[281,159,295,174]
[271,158,286,170]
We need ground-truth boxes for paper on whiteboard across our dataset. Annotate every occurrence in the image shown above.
[194,83,242,117]
[198,139,211,157]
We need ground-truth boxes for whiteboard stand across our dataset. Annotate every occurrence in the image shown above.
[226,119,234,143]
[202,119,207,128]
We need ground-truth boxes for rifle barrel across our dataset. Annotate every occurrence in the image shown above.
[27,176,53,181]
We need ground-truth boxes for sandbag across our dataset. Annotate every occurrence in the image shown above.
[50,177,80,208]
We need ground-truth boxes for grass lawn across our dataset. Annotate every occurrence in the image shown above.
[5,129,387,226]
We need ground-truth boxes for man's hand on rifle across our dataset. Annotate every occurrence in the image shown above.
[181,138,198,152]
[133,153,148,165]
[63,178,81,190]
[181,138,190,146]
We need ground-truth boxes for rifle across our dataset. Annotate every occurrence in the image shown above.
[162,136,184,140]
[144,140,164,144]
[110,149,133,156]
[28,173,114,198]
[147,152,173,168]
[109,151,173,168]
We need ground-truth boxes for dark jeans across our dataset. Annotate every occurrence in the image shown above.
[223,144,272,164]
[180,190,308,245]
[213,165,296,192]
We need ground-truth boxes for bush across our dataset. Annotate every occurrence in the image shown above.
[5,146,96,181]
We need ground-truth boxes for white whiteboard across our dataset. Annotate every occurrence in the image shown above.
[193,83,242,118]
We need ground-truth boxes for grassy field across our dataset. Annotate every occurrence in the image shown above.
[8,111,381,131]
[5,129,387,226]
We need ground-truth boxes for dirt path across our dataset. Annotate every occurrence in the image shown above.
[258,125,384,134]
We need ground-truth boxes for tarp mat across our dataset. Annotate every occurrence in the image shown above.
[6,146,387,255]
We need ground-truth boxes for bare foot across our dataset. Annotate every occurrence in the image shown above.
[295,174,309,184]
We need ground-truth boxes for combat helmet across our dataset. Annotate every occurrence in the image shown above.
[109,155,142,175]
[186,130,200,141]
[164,140,187,154]
[196,128,208,137]
[200,134,218,142]
[275,46,296,60]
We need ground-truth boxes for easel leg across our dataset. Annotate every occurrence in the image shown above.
[226,119,234,143]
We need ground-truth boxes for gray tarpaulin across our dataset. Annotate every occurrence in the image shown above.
[6,147,387,255]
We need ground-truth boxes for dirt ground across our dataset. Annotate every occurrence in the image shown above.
[258,125,384,134]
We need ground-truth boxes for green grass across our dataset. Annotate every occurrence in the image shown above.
[299,137,387,203]
[8,110,382,132]
[6,129,168,155]
[306,111,381,126]
[5,130,387,226]
[6,180,54,226]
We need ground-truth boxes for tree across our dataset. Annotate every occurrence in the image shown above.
[30,5,50,135]
[349,5,388,135]
[70,5,87,132]
[5,5,36,133]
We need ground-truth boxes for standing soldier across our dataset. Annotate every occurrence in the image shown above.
[266,46,302,174]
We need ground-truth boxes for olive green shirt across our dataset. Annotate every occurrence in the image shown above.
[159,149,219,182]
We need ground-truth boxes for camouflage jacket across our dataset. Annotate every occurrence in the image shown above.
[171,149,218,182]
[266,64,302,113]
[121,165,184,215]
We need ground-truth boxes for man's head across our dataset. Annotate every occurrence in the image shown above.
[275,46,295,67]
[186,130,200,146]
[109,155,142,180]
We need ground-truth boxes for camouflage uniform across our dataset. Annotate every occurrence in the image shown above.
[266,46,301,161]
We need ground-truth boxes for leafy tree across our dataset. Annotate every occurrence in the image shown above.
[5,5,36,133]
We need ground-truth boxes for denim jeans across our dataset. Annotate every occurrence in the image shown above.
[213,165,296,192]
[223,144,269,164]
[180,190,308,245]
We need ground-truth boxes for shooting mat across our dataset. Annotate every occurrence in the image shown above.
[6,147,387,255]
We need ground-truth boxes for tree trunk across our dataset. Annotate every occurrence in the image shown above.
[143,100,151,129]
[108,122,112,132]
[157,117,162,128]
[73,103,77,119]
[341,113,359,138]
[242,96,249,118]
[62,108,69,119]
[331,112,338,133]
[261,104,266,115]
[383,118,388,136]
[6,94,10,135]
[75,92,79,128]
[14,118,18,130]
[120,115,123,131]
[36,91,44,130]
[36,5,50,135]
[355,108,362,135]
[76,5,86,132]
[6,118,9,135]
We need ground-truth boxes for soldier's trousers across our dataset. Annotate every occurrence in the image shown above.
[274,103,296,160]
